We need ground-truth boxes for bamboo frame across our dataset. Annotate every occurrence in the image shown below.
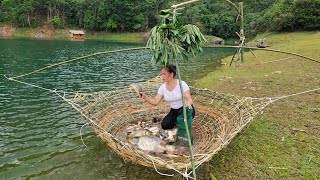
[171,0,200,9]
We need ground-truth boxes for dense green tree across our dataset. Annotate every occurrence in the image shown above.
[293,0,320,30]
[52,16,64,28]
[255,0,295,32]
[0,0,318,37]
[83,10,95,30]
[105,19,117,31]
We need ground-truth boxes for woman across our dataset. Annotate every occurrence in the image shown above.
[140,64,195,130]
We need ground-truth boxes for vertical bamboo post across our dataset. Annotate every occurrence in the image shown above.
[240,2,244,63]
[174,60,197,180]
[169,1,202,179]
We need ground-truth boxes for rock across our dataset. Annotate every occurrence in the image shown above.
[0,25,16,37]
[291,128,306,133]
[212,39,224,45]
[272,71,282,74]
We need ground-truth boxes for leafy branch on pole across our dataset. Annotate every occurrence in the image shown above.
[146,8,206,66]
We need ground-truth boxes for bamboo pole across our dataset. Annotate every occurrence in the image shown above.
[240,2,244,63]
[225,1,245,64]
[174,60,197,180]
[170,1,203,179]
[225,0,239,12]
[171,0,200,9]
[204,45,320,63]
[9,47,148,80]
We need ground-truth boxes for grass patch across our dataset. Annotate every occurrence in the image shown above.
[195,31,320,179]
[11,27,34,38]
[51,29,69,39]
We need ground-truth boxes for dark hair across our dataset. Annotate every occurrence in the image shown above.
[166,64,176,77]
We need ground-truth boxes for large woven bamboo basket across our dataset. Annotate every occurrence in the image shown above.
[65,77,269,172]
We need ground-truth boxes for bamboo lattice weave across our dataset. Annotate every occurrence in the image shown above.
[64,77,272,171]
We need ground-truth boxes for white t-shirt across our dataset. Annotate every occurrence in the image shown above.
[158,80,190,109]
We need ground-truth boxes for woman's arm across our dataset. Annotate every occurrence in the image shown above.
[184,90,193,109]
[140,92,163,106]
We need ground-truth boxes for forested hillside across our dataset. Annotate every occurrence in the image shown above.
[0,0,319,38]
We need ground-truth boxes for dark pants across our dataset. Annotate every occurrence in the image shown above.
[161,106,195,130]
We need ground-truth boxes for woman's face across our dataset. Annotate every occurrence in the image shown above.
[161,68,173,82]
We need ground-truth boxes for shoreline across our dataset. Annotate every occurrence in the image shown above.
[0,25,224,44]
[0,25,147,43]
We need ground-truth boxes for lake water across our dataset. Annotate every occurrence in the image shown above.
[0,38,232,179]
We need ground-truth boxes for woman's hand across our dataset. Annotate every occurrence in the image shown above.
[140,92,146,100]
[140,92,163,106]
[184,90,193,109]
[185,99,193,109]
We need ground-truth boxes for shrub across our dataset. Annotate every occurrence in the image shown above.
[52,16,64,29]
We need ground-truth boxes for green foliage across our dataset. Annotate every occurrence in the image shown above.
[256,0,295,32]
[52,16,64,28]
[210,173,217,180]
[293,0,320,30]
[0,0,319,37]
[105,19,118,31]
[146,9,206,66]
[250,0,320,33]
[83,10,95,30]
[133,14,147,31]
[0,0,35,26]
[190,1,240,38]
